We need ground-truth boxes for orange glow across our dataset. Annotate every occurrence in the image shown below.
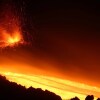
[0,29,23,47]
[0,71,100,100]
[0,6,24,48]
[0,54,100,100]
[0,2,100,100]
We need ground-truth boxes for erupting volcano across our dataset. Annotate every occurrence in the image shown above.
[0,27,23,47]
[0,3,24,48]
[0,1,100,100]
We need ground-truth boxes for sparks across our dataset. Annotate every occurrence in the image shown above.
[0,4,24,48]
[0,29,23,47]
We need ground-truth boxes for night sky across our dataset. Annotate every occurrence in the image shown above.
[0,1,100,87]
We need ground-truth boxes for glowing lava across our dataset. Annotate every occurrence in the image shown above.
[0,29,23,47]
[0,4,24,48]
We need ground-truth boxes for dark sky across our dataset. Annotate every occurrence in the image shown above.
[0,1,100,87]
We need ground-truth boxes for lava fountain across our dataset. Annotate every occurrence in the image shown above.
[0,27,23,48]
[0,3,24,48]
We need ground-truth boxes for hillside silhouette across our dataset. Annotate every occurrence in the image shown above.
[0,75,100,100]
[0,75,62,100]
[70,95,100,100]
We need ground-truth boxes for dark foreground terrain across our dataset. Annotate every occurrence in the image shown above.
[0,75,99,100]
[0,75,62,100]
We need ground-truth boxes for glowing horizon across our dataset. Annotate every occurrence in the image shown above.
[0,71,99,100]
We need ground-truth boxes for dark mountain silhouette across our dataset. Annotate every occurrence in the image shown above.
[0,75,62,100]
[0,75,100,100]
[70,96,80,100]
[85,95,94,100]
[70,95,100,100]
